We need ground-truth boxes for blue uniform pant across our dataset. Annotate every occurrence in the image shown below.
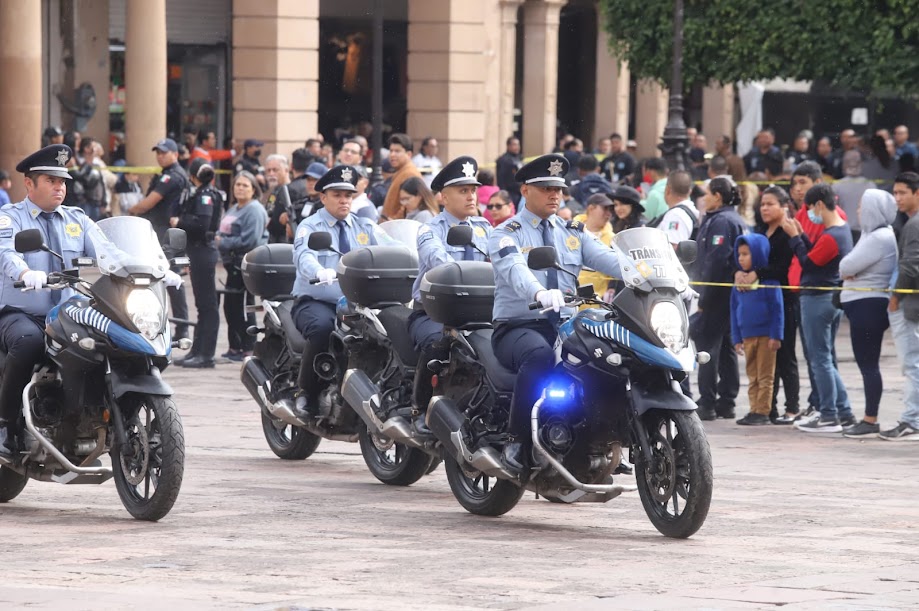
[292,298,336,398]
[492,320,557,439]
[0,310,46,422]
[408,310,447,412]
[187,243,220,360]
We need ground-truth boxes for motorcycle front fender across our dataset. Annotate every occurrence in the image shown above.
[629,382,696,417]
[109,365,173,399]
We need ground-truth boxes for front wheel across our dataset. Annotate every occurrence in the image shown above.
[358,427,435,486]
[635,409,712,538]
[0,466,28,502]
[261,412,322,460]
[443,455,525,516]
[111,395,185,521]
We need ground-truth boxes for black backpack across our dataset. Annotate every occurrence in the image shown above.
[646,204,699,241]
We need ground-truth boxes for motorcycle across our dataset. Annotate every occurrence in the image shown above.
[0,217,187,521]
[420,226,713,538]
[240,220,437,485]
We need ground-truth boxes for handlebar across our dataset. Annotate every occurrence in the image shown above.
[13,281,25,289]
[309,277,339,285]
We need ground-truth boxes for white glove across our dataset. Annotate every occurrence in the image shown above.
[316,268,337,286]
[22,270,47,290]
[163,270,183,289]
[536,289,565,312]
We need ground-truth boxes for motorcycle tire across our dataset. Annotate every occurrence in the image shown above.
[443,455,525,517]
[112,395,185,522]
[358,426,434,486]
[261,412,322,460]
[635,409,713,539]
[0,466,28,502]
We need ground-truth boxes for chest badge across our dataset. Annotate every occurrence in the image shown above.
[0,216,11,229]
[473,226,486,238]
[65,223,82,237]
[565,235,580,250]
[356,232,369,245]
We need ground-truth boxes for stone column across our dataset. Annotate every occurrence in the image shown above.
[232,0,319,158]
[0,0,42,201]
[702,83,735,147]
[520,0,565,158]
[594,27,629,141]
[69,0,111,144]
[634,79,668,158]
[406,0,488,162]
[125,0,167,169]
[496,0,524,158]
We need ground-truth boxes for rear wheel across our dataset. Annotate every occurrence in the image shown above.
[635,409,712,538]
[443,455,525,516]
[358,426,434,486]
[0,466,28,502]
[261,412,322,460]
[112,395,184,521]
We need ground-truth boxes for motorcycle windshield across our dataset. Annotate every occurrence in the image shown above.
[93,216,169,279]
[612,227,688,291]
[379,219,422,255]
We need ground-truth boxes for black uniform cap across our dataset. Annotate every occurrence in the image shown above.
[514,153,569,189]
[430,156,481,192]
[315,165,358,193]
[16,144,74,180]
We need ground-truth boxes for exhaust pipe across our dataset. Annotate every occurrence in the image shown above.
[241,356,306,427]
[341,369,422,448]
[427,396,515,479]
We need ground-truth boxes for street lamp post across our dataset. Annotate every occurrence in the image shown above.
[659,0,688,171]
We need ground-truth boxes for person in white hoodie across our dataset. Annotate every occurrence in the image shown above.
[838,189,898,437]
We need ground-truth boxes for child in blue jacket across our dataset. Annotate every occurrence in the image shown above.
[731,234,784,425]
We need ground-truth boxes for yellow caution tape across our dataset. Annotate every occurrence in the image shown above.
[85,165,232,175]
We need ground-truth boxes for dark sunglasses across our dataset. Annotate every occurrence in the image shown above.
[487,203,506,210]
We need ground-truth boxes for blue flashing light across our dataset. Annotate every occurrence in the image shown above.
[548,389,567,399]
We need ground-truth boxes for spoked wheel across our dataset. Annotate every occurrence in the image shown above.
[0,466,28,502]
[443,455,525,516]
[111,395,185,521]
[260,411,321,460]
[635,409,712,538]
[358,426,434,486]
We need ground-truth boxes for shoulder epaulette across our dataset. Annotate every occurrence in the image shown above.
[566,220,585,231]
[504,221,522,232]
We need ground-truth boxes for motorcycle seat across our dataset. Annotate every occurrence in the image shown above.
[376,305,420,366]
[276,301,307,355]
[467,329,516,392]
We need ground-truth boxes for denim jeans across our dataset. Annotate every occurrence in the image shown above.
[800,293,852,420]
[888,310,919,428]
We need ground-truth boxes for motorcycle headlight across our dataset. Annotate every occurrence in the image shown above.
[125,289,164,340]
[650,301,685,353]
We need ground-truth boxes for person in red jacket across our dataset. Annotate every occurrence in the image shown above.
[189,130,235,164]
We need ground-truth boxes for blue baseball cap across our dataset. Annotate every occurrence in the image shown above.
[151,138,178,153]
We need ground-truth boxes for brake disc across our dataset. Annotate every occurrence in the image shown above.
[120,416,150,486]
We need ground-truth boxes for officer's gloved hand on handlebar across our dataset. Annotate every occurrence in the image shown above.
[21,270,47,290]
[163,269,184,289]
[536,289,565,312]
[316,268,337,286]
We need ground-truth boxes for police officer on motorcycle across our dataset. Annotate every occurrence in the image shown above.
[488,154,623,470]
[409,156,492,432]
[0,145,181,457]
[291,165,394,416]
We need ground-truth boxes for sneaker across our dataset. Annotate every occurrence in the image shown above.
[839,414,858,428]
[736,412,770,426]
[221,349,241,359]
[879,422,919,441]
[226,351,248,363]
[796,416,842,433]
[843,420,880,438]
[794,407,820,426]
[774,410,800,425]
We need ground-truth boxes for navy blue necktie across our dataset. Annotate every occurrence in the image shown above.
[336,220,351,254]
[40,212,62,304]
[540,219,560,324]
[460,221,474,261]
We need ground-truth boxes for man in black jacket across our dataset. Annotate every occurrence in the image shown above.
[495,136,523,204]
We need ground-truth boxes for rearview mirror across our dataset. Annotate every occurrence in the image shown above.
[308,231,333,251]
[14,229,45,254]
[526,246,559,271]
[676,240,697,264]
[165,228,187,255]
[446,224,473,247]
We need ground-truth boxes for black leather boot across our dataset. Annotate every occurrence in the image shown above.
[0,419,18,459]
